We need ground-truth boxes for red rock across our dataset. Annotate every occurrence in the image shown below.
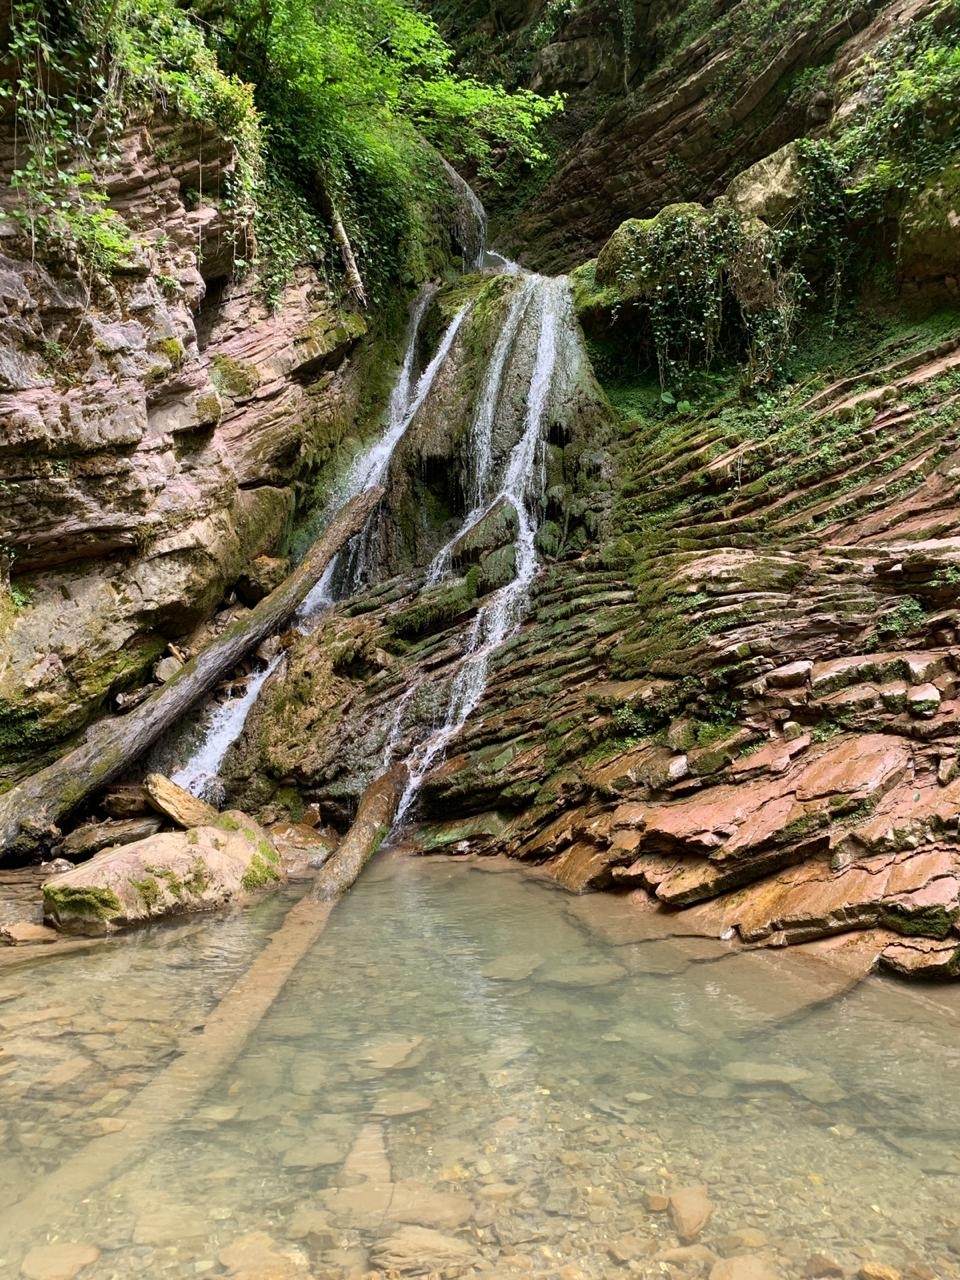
[793,735,909,802]
[668,1185,713,1242]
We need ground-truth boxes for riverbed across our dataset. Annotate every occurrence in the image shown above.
[1,852,959,1279]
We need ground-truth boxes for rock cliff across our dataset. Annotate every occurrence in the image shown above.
[0,112,377,783]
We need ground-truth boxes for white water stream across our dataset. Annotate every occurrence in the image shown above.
[393,274,571,825]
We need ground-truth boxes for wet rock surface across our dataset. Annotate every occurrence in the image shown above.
[0,109,373,783]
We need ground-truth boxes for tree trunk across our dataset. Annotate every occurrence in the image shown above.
[0,488,383,862]
[312,765,407,901]
[316,175,367,309]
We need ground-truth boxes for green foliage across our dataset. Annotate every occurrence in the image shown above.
[210,0,561,300]
[1,0,261,274]
[836,1,960,212]
[575,202,796,388]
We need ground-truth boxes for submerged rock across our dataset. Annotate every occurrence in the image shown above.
[42,811,284,934]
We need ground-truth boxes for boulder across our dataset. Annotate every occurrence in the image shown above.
[42,811,284,934]
[723,141,803,225]
[144,773,218,828]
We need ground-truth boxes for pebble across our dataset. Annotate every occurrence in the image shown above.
[859,1266,902,1280]
[669,1185,714,1242]
[20,1243,100,1280]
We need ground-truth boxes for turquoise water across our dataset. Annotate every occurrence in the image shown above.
[2,854,960,1279]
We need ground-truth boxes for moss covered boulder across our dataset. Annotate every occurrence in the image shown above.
[42,811,285,934]
[898,163,960,283]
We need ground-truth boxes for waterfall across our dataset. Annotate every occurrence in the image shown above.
[441,158,487,272]
[170,288,468,798]
[426,274,537,586]
[170,653,283,800]
[330,296,474,599]
[393,274,571,827]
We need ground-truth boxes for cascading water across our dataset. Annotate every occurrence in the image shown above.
[426,274,537,586]
[441,158,487,272]
[329,296,473,601]
[170,654,284,799]
[392,274,572,826]
[169,290,469,798]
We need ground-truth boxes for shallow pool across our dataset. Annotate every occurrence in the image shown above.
[1,853,959,1279]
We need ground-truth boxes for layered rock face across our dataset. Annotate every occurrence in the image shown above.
[508,0,907,270]
[219,172,960,977]
[0,114,370,780]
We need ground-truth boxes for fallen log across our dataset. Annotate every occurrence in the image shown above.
[313,765,408,901]
[0,488,383,862]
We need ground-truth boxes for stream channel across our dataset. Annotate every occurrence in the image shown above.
[2,853,960,1278]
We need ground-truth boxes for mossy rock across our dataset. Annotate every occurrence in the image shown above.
[899,163,960,282]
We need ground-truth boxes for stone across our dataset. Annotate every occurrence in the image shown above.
[42,811,284,933]
[370,1225,479,1274]
[724,141,802,224]
[61,816,162,860]
[858,1267,901,1280]
[766,660,812,689]
[643,1191,669,1212]
[907,683,941,718]
[722,1060,811,1087]
[144,773,218,828]
[154,654,184,682]
[101,784,150,818]
[710,1259,781,1280]
[0,922,60,946]
[668,1186,713,1242]
[20,1244,100,1280]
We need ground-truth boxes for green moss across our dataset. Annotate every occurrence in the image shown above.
[241,851,282,891]
[216,814,241,831]
[881,904,960,940]
[388,575,479,641]
[210,354,261,399]
[130,875,162,910]
[43,884,123,922]
[258,838,280,865]
[195,393,223,424]
[154,336,186,367]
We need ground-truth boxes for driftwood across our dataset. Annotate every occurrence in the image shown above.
[0,488,383,861]
[313,765,407,901]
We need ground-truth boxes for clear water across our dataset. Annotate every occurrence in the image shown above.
[2,855,960,1279]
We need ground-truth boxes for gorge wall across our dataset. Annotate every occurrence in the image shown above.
[3,0,960,982]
